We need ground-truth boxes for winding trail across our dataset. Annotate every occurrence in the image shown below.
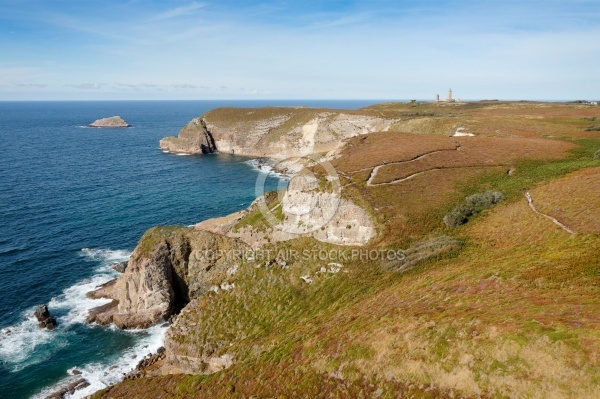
[350,139,504,187]
[349,139,461,176]
[368,164,507,186]
[525,191,576,234]
[346,139,463,186]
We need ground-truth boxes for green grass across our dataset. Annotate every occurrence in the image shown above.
[443,137,600,228]
[134,225,187,258]
[95,104,600,399]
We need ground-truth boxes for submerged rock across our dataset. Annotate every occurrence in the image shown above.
[34,304,57,330]
[89,116,131,128]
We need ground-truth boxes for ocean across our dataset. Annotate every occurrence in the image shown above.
[0,100,381,398]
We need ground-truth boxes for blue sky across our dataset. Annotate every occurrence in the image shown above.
[1,0,599,100]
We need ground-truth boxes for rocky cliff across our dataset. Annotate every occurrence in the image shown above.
[193,167,376,250]
[88,226,249,329]
[159,107,395,158]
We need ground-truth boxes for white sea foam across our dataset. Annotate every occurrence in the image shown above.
[0,248,131,372]
[4,246,165,399]
[32,324,168,399]
[80,248,131,264]
[48,275,114,325]
[245,159,290,180]
[175,153,190,156]
[0,311,66,372]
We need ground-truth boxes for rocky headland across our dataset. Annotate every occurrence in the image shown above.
[90,101,600,399]
[87,226,249,329]
[89,116,131,128]
[159,107,396,158]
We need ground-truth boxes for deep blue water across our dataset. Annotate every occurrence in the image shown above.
[0,100,381,398]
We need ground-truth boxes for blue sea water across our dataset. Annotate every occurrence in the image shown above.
[0,100,381,398]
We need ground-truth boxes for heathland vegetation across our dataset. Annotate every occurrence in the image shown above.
[94,101,600,399]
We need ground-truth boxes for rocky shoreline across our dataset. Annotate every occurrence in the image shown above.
[76,106,384,396]
[123,346,167,381]
[44,378,90,399]
[42,347,167,399]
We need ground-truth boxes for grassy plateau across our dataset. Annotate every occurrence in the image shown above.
[94,101,599,399]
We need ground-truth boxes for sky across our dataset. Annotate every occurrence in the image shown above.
[0,0,599,101]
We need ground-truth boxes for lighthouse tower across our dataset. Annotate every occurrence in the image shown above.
[447,88,453,102]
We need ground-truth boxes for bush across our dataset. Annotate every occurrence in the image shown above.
[444,190,505,227]
[585,125,600,131]
[595,149,600,159]
[465,191,506,209]
[443,204,470,228]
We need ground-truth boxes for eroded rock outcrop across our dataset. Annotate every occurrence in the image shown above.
[34,304,57,330]
[110,261,128,273]
[87,226,249,329]
[160,107,395,158]
[197,171,376,248]
[89,116,131,128]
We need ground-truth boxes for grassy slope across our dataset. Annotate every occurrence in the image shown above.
[94,102,600,399]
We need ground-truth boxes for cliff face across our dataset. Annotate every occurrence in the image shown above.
[194,172,377,249]
[88,226,249,329]
[159,107,395,159]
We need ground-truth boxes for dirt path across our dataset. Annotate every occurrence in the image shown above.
[525,191,576,234]
[357,140,463,186]
[367,164,507,186]
[353,139,503,187]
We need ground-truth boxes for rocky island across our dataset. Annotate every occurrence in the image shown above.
[91,101,600,399]
[89,116,131,128]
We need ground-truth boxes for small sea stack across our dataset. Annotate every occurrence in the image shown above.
[89,116,131,128]
[34,304,57,330]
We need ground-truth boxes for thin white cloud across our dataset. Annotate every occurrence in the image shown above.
[170,83,202,89]
[67,82,104,90]
[2,1,600,100]
[150,2,206,21]
[113,82,159,90]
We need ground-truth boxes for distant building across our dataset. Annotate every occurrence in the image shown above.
[434,88,456,103]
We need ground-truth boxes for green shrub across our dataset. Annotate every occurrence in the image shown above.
[585,125,600,131]
[443,190,505,227]
[595,149,600,159]
[443,204,471,227]
[465,191,506,209]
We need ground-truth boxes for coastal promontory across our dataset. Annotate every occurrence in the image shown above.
[159,107,396,158]
[89,116,131,128]
[94,101,600,399]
